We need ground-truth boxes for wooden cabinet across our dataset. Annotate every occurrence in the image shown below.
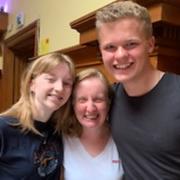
[61,0,180,82]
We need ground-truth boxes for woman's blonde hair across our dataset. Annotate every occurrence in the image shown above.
[1,52,75,135]
[96,0,153,38]
[61,68,113,137]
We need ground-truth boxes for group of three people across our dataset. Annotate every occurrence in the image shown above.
[1,1,180,179]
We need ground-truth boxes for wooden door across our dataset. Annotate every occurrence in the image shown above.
[0,20,39,112]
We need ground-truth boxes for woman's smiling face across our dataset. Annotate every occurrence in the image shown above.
[73,77,109,130]
[30,62,73,116]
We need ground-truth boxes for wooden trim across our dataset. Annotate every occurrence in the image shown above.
[60,44,101,67]
[5,20,40,56]
[70,11,96,33]
[134,0,180,7]
[149,3,180,26]
[75,60,102,68]
[6,28,35,47]
[80,29,97,44]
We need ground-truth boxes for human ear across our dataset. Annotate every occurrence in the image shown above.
[148,36,155,54]
[29,79,35,93]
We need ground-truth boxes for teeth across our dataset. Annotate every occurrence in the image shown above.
[115,63,131,69]
[85,115,98,119]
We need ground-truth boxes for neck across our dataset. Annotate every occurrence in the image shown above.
[79,126,110,157]
[32,106,52,123]
[124,68,164,96]
[81,126,109,140]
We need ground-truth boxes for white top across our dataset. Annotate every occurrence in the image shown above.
[63,135,124,180]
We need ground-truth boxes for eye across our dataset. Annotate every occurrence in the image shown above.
[63,81,73,87]
[44,75,55,83]
[103,44,116,52]
[124,41,139,50]
[94,96,106,103]
[76,97,87,103]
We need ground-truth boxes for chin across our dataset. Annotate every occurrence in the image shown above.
[48,104,62,112]
[114,75,128,83]
[83,123,97,128]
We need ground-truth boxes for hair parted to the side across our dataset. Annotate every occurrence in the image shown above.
[96,0,153,38]
[61,68,113,137]
[0,52,75,135]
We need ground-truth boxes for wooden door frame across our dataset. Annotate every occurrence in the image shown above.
[1,20,39,111]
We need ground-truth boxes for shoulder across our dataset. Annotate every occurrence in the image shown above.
[63,135,79,150]
[166,72,180,79]
[63,135,77,144]
[108,136,118,150]
[172,73,180,83]
[0,116,18,156]
[0,116,14,126]
[0,116,18,132]
[164,73,180,88]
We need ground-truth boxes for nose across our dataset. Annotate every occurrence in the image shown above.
[54,80,63,92]
[114,46,127,59]
[86,100,97,112]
